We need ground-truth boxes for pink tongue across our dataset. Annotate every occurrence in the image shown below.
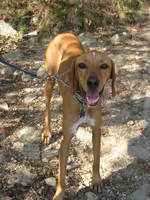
[86,90,99,106]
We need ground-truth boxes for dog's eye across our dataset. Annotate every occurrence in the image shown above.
[100,63,108,69]
[78,63,86,69]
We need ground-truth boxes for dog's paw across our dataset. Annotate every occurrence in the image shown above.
[91,174,102,193]
[53,188,64,200]
[42,129,51,145]
[91,182,102,193]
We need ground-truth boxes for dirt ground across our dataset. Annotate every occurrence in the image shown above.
[0,6,150,200]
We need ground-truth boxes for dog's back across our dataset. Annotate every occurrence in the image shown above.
[45,33,84,76]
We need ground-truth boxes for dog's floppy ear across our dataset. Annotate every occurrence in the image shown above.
[69,57,79,95]
[110,60,116,97]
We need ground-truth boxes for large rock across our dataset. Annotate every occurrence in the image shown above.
[131,185,148,200]
[17,127,41,160]
[76,127,92,144]
[78,33,98,48]
[0,20,18,37]
[8,168,36,187]
[129,145,150,161]
[85,192,97,200]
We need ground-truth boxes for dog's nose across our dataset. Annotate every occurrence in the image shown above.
[87,76,99,89]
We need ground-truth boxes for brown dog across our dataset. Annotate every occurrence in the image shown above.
[43,33,116,200]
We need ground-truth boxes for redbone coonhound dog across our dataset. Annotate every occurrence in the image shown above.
[43,33,116,200]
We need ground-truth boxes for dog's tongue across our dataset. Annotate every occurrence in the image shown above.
[86,90,99,106]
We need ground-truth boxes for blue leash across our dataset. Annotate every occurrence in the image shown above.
[0,57,37,78]
[0,56,86,117]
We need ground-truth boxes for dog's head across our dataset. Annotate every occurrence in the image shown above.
[70,51,116,106]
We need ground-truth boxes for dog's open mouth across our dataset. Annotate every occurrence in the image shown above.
[86,90,100,106]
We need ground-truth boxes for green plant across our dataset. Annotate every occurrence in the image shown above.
[120,0,146,9]
[17,23,27,33]
[125,11,136,23]
[41,27,49,33]
[11,9,32,33]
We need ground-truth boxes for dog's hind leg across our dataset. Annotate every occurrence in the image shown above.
[43,79,55,145]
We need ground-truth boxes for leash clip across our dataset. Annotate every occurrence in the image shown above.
[80,103,85,118]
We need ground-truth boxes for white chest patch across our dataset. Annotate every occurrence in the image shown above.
[71,115,95,134]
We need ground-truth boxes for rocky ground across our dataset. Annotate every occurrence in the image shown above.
[0,5,150,200]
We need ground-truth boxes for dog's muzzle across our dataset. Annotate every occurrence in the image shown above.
[86,76,100,106]
[87,76,99,90]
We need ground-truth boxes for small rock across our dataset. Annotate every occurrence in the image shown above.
[42,149,58,162]
[45,177,56,187]
[82,172,91,187]
[127,120,135,126]
[34,61,45,69]
[67,163,80,171]
[78,33,98,48]
[23,95,35,105]
[129,145,150,160]
[85,192,97,200]
[24,88,33,93]
[122,31,128,37]
[37,66,47,78]
[122,31,130,40]
[22,73,32,82]
[13,70,21,80]
[4,50,23,61]
[0,20,18,37]
[5,92,18,103]
[0,67,14,77]
[0,102,9,110]
[18,127,40,143]
[32,16,39,25]
[111,34,121,45]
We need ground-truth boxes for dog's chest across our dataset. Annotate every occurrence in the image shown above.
[71,115,95,133]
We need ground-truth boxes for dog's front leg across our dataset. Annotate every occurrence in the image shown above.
[53,129,73,200]
[43,79,55,145]
[91,126,102,192]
